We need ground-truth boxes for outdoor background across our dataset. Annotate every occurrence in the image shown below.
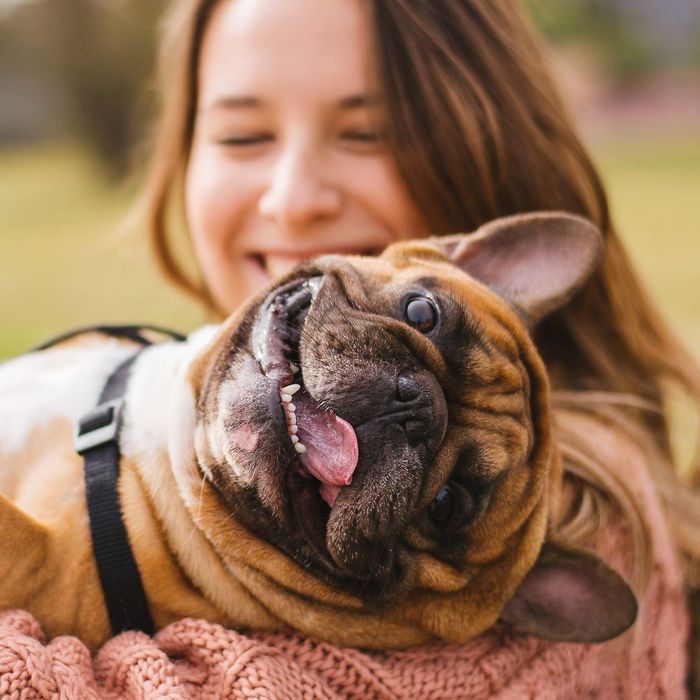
[1,0,699,360]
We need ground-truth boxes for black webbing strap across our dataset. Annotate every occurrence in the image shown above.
[75,351,154,635]
[33,324,187,352]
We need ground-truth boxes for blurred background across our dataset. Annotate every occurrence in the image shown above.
[1,0,699,359]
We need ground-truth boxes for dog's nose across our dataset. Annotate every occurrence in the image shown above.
[395,372,440,446]
[396,373,422,401]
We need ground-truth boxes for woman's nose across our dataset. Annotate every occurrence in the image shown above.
[258,147,341,231]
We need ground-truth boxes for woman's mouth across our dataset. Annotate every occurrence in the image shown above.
[249,247,382,283]
[259,253,314,281]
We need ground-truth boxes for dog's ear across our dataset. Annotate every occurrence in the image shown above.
[500,540,638,642]
[430,212,603,326]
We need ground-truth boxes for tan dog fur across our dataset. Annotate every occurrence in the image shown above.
[0,213,636,649]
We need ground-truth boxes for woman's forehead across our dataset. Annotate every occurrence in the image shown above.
[198,0,373,108]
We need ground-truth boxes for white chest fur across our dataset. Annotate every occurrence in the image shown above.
[0,326,220,460]
[0,339,136,456]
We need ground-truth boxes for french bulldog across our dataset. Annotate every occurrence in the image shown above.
[0,212,637,650]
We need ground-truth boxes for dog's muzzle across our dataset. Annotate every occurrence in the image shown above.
[251,275,360,506]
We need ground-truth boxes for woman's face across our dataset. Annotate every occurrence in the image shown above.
[186,0,428,312]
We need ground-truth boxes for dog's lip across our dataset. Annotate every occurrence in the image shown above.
[250,275,322,385]
[250,272,359,504]
[286,470,335,562]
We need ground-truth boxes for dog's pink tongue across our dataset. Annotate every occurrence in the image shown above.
[295,393,358,507]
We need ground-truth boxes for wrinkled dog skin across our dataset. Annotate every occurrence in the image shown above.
[0,212,637,649]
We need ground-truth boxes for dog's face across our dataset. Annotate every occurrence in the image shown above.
[188,213,637,646]
[196,254,543,593]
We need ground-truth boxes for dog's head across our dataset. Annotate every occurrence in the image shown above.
[186,212,637,647]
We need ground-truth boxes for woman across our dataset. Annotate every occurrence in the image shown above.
[136,0,700,694]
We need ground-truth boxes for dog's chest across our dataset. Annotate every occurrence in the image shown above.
[0,339,135,509]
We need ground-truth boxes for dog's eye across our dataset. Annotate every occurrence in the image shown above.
[428,483,480,531]
[428,485,455,526]
[405,296,438,334]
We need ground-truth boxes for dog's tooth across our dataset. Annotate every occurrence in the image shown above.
[287,402,296,413]
[280,393,292,403]
[282,383,301,395]
[289,425,298,434]
[288,413,297,426]
[290,435,299,444]
[294,442,307,454]
[290,363,300,374]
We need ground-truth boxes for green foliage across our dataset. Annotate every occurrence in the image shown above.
[526,0,668,81]
[0,0,168,177]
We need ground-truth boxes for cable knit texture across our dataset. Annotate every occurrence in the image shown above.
[0,420,689,699]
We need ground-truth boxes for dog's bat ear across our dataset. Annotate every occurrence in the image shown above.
[499,540,638,642]
[429,211,603,326]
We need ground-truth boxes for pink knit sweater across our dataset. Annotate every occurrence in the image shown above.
[0,420,689,698]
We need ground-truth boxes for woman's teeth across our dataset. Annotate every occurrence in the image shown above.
[264,254,308,281]
[280,383,306,453]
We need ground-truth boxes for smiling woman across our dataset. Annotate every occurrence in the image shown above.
[183,0,427,312]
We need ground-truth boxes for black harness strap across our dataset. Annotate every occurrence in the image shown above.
[33,324,186,352]
[76,353,154,635]
[68,325,186,636]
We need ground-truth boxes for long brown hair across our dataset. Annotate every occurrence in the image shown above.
[137,0,700,586]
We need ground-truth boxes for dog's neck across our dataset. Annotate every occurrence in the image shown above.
[118,326,258,629]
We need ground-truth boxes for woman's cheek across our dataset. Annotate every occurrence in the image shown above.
[186,152,249,254]
[351,155,428,239]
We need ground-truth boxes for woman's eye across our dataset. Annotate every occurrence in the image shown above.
[341,131,377,142]
[339,131,386,150]
[428,486,455,527]
[405,296,438,334]
[217,134,273,147]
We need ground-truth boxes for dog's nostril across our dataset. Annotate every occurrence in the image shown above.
[396,373,422,402]
[395,373,433,446]
[404,419,428,445]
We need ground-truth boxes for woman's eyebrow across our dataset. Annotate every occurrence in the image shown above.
[337,94,379,109]
[202,93,380,113]
[203,95,262,112]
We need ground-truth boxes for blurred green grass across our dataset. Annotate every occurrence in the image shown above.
[1,136,699,360]
[592,132,700,358]
[0,141,205,358]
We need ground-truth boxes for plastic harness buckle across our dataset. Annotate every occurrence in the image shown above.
[75,399,124,454]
